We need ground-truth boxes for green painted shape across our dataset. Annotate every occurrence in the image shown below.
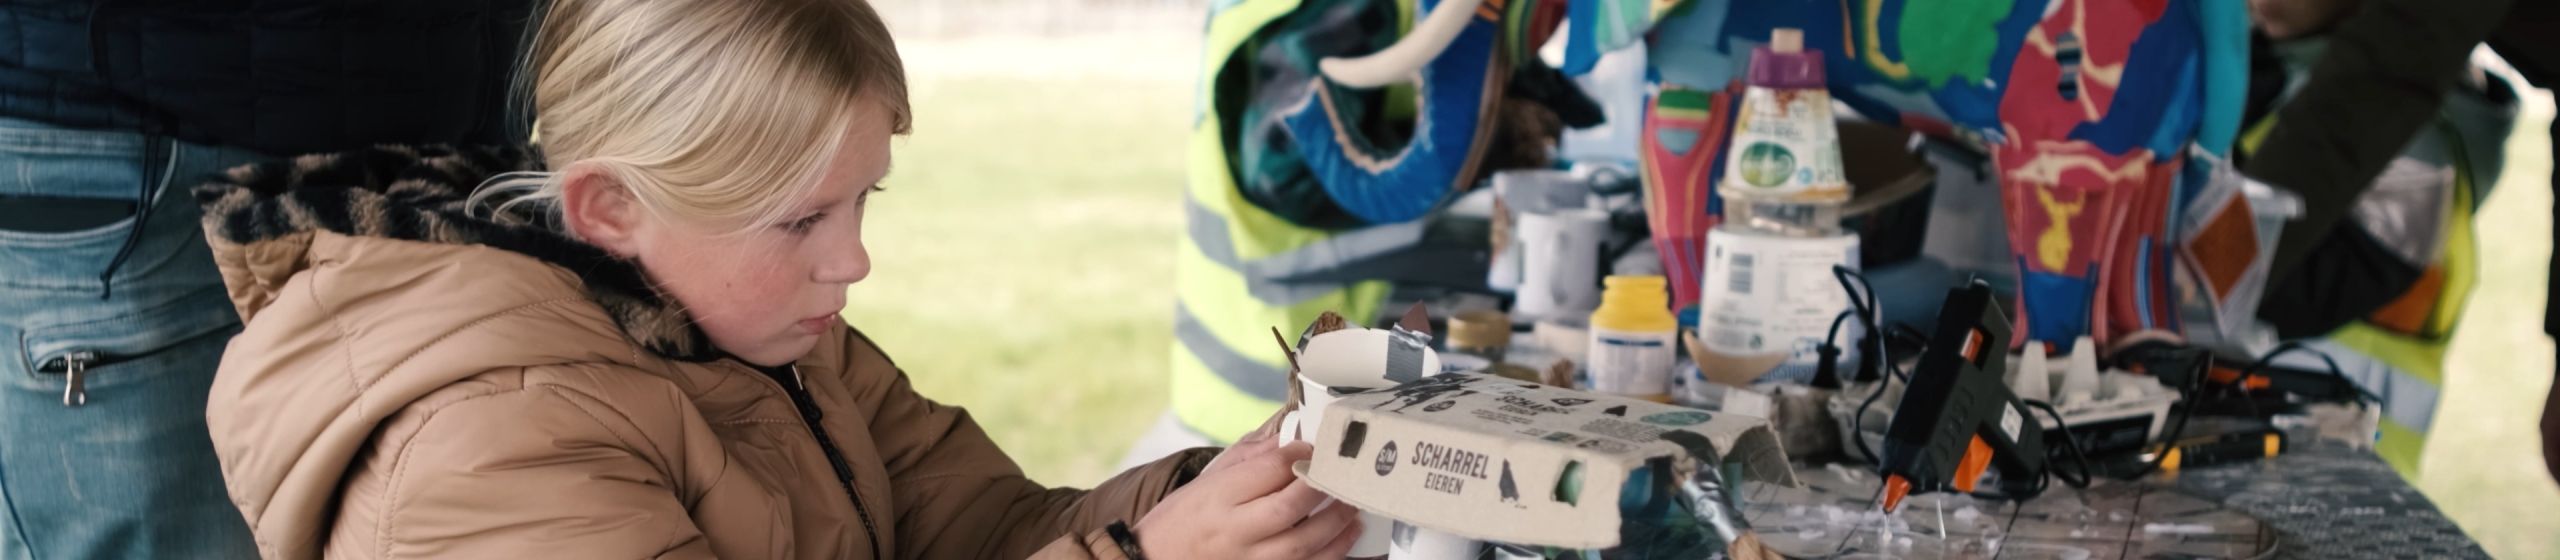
[1896,0,2012,87]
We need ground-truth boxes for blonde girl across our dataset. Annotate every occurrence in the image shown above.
[193,0,1357,558]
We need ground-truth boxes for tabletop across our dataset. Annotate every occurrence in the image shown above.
[1732,438,2480,559]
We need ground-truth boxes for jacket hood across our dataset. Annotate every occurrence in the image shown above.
[192,145,728,554]
[195,144,718,360]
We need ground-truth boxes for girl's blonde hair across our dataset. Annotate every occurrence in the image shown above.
[474,0,911,234]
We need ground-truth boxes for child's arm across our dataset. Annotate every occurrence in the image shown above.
[362,372,723,559]
[834,329,1218,559]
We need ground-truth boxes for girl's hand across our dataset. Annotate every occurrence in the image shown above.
[1135,441,1362,560]
[1203,404,1293,473]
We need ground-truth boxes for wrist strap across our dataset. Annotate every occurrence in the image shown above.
[1105,521,1150,560]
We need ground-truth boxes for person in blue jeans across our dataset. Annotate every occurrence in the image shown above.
[0,3,536,558]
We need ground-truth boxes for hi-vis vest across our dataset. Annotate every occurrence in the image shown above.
[2240,113,2493,477]
[1173,0,1433,441]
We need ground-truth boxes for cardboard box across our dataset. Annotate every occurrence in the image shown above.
[1302,373,1798,549]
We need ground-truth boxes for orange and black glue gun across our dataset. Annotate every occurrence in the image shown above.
[1878,282,2048,512]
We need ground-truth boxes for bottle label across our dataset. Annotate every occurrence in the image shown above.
[1723,87,1847,203]
[1700,231,1861,355]
[1589,327,1674,397]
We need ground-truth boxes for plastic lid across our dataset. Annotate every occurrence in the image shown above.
[1748,28,1826,89]
[1447,309,1513,349]
[1601,275,1672,309]
[1771,28,1803,54]
[1604,275,1667,289]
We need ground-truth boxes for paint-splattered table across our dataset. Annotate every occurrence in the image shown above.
[2163,439,2484,559]
[1737,439,2482,559]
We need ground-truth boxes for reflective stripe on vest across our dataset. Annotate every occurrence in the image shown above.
[1185,197,1430,304]
[2237,108,2484,477]
[2272,337,2442,473]
[2289,141,2482,476]
[1173,0,1420,442]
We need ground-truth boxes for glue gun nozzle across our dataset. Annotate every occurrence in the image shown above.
[1881,474,1910,513]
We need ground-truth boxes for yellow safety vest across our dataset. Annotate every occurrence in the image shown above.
[1173,0,1429,441]
[2236,118,2483,476]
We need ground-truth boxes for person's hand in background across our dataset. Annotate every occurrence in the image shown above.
[2542,375,2560,486]
[1135,440,1361,560]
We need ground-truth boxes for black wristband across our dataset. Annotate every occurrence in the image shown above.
[1105,521,1149,560]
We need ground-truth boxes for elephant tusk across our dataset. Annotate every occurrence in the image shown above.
[1317,0,1488,89]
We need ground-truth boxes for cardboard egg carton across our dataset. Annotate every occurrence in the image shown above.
[1273,305,1801,553]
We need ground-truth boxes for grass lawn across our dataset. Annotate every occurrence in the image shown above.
[843,36,1194,488]
[855,35,2560,558]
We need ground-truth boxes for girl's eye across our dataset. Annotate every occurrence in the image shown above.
[783,212,827,233]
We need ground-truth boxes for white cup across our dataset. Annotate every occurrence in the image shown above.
[1389,522,1485,560]
[1492,169,1589,215]
[1283,377,1340,445]
[1348,513,1396,558]
[1283,378,1393,558]
[1515,209,1609,322]
[1491,170,1585,294]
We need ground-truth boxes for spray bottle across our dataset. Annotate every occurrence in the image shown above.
[1694,28,1864,390]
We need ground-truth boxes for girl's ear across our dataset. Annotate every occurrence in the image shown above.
[559,163,647,257]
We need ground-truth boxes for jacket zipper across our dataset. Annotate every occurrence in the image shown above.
[34,349,143,407]
[747,363,885,558]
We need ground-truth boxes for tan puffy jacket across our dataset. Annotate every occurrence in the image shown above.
[195,146,1217,559]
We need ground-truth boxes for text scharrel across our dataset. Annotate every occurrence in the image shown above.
[1411,441,1491,479]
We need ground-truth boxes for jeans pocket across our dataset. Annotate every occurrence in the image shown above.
[14,288,240,404]
[0,121,155,292]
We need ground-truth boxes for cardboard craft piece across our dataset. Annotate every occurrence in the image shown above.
[1294,303,1447,397]
[1302,374,1798,549]
[1299,328,1447,391]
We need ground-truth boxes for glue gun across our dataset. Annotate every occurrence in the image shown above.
[1878,282,2048,512]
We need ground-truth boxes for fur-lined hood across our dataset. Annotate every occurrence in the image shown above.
[195,144,717,360]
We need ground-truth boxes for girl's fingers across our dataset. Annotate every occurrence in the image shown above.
[1200,442,1315,506]
[1255,502,1361,560]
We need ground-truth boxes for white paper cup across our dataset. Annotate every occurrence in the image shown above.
[1288,377,1392,557]
[1389,522,1484,560]
[1349,512,1395,558]
[1492,169,1589,215]
[1515,209,1609,322]
[1289,377,1341,444]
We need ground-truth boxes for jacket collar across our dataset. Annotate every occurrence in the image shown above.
[194,144,723,361]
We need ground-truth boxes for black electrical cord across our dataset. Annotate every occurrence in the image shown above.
[2241,341,2379,404]
[1888,323,1930,344]
[1832,265,1884,383]
[1824,309,1859,348]
[1850,371,1892,466]
[1818,309,1859,386]
[1858,329,2344,491]
[2121,349,2213,480]
[1847,328,1921,466]
[1884,324,1928,382]
[2022,399,2094,490]
[2095,342,2368,483]
[1825,265,1901,468]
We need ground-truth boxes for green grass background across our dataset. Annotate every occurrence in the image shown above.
[848,36,2560,558]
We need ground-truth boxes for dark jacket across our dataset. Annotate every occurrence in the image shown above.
[0,0,535,156]
[2241,0,2560,335]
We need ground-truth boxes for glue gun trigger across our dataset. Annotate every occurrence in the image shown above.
[1953,435,1994,494]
